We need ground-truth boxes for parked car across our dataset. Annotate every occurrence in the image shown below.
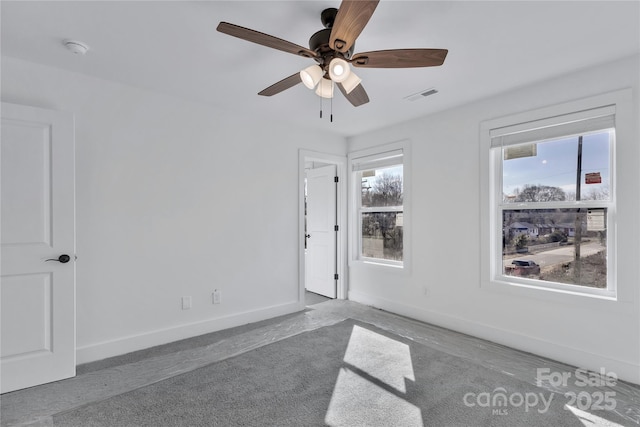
[505,259,541,276]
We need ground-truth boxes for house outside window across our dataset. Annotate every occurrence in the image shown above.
[488,104,616,296]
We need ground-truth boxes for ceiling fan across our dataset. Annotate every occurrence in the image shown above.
[216,0,448,107]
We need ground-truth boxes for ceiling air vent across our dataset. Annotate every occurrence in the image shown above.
[404,88,438,102]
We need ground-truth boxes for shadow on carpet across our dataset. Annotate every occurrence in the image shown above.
[54,319,629,426]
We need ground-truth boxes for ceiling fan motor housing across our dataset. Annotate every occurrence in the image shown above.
[309,28,354,79]
[310,8,354,61]
[309,28,353,58]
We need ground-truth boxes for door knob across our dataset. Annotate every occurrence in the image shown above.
[46,254,71,263]
[305,234,311,239]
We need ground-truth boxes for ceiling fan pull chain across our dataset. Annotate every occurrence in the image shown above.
[330,96,333,123]
[320,93,323,119]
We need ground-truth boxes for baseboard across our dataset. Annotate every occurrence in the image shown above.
[76,301,303,364]
[348,290,640,384]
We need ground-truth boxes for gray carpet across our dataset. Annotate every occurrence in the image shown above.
[53,319,628,427]
[76,311,306,376]
[305,290,331,306]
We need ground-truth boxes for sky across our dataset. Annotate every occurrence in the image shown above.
[502,130,611,200]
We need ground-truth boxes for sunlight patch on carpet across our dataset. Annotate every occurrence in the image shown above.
[325,368,423,427]
[565,405,625,427]
[325,324,423,427]
[343,324,415,393]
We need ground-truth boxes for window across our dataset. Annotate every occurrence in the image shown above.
[489,105,615,295]
[351,147,405,267]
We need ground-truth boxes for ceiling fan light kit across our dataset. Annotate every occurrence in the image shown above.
[341,71,362,94]
[300,64,323,89]
[216,0,448,110]
[328,57,350,83]
[315,78,335,99]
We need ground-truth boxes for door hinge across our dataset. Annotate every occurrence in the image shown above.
[334,176,339,183]
[334,273,339,280]
[334,225,339,231]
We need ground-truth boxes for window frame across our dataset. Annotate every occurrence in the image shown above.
[496,131,615,297]
[479,91,632,300]
[349,140,410,270]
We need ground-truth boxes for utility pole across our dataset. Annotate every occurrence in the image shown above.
[574,136,583,283]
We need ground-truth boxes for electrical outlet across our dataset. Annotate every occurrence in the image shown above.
[212,289,221,304]
[182,296,192,310]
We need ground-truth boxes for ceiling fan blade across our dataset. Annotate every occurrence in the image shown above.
[258,73,302,97]
[337,82,369,107]
[351,49,448,68]
[217,22,318,59]
[329,0,379,54]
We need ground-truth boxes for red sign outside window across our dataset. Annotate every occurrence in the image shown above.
[585,172,602,184]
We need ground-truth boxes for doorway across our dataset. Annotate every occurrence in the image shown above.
[299,151,347,304]
[305,163,337,298]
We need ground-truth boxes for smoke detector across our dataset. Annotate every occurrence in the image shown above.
[63,40,89,55]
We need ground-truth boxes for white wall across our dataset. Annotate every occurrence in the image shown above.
[1,56,346,363]
[347,55,640,383]
[4,52,639,383]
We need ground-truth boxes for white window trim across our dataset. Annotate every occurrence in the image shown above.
[480,89,632,305]
[349,140,411,272]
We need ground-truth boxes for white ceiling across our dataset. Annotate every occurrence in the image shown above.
[2,1,639,137]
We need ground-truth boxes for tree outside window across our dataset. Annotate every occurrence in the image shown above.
[359,166,403,262]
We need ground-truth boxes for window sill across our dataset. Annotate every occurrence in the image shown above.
[497,275,615,298]
[482,277,634,314]
[353,258,404,270]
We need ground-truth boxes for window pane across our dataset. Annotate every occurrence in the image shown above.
[361,165,403,208]
[502,208,607,288]
[502,130,611,203]
[580,132,611,201]
[361,212,403,261]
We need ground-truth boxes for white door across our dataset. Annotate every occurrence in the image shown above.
[305,164,337,298]
[1,103,76,393]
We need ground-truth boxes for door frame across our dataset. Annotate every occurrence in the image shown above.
[298,150,347,305]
